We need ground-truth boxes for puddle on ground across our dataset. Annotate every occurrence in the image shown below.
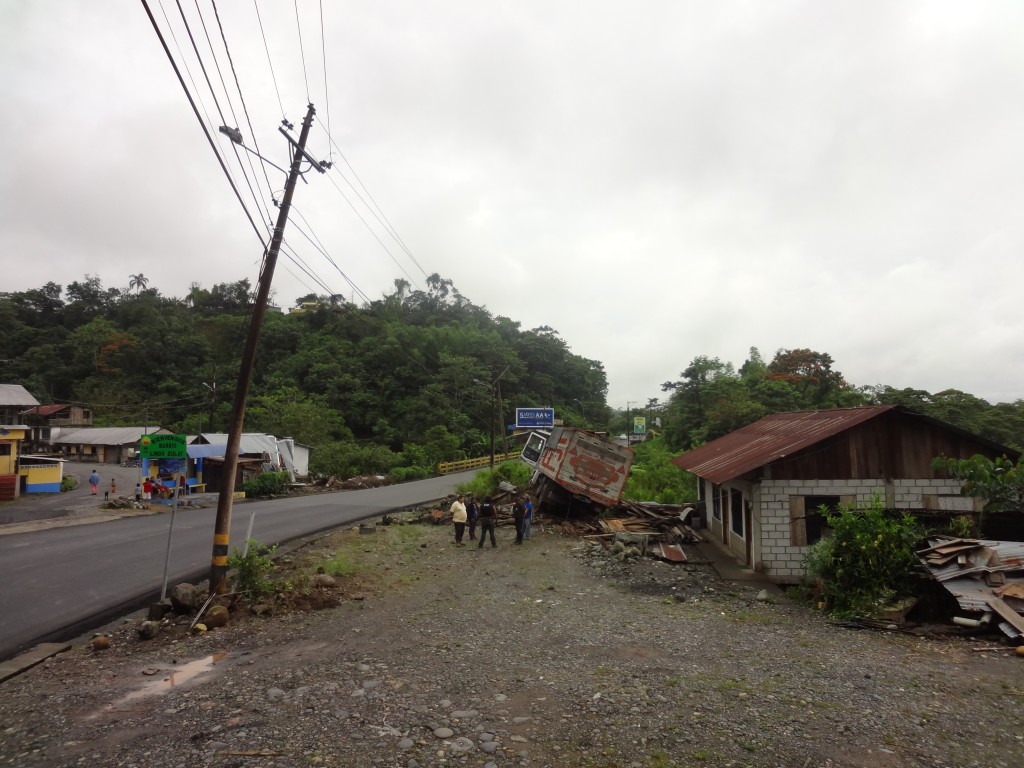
[95,652,228,715]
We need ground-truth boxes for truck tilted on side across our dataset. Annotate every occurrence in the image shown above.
[523,426,634,512]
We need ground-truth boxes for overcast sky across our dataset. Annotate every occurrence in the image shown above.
[2,1,1022,408]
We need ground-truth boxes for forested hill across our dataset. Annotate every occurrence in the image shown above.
[660,349,1024,452]
[3,277,1021,478]
[0,274,608,477]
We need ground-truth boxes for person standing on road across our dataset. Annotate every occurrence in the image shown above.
[477,496,497,548]
[110,478,117,495]
[522,495,534,540]
[512,496,527,545]
[88,470,100,495]
[466,494,479,542]
[450,494,468,545]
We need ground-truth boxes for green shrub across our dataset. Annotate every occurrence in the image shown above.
[228,540,277,598]
[310,441,400,478]
[622,440,697,504]
[459,460,533,498]
[803,497,922,618]
[389,465,433,482]
[242,470,291,497]
[61,475,79,492]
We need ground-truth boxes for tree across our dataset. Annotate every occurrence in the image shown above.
[128,273,149,293]
[766,348,852,407]
[933,454,1024,512]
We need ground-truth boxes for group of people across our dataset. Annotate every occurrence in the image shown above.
[448,492,534,548]
[85,471,175,500]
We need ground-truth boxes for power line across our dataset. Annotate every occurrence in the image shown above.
[318,0,332,159]
[321,168,418,286]
[319,125,428,278]
[294,0,310,102]
[210,0,278,222]
[288,218,374,305]
[252,0,285,119]
[141,0,266,246]
[172,0,270,230]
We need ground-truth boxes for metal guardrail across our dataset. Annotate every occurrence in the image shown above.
[437,452,521,475]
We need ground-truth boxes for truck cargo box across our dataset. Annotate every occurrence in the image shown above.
[534,426,634,507]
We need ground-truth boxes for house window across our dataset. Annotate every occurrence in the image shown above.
[0,443,10,456]
[711,484,721,520]
[730,488,744,536]
[803,495,840,545]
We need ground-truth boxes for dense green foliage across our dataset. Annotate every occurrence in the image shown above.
[228,540,277,598]
[802,498,923,618]
[932,454,1024,512]
[622,440,697,504]
[242,470,292,497]
[660,347,1024,451]
[1,275,609,476]
[459,460,533,500]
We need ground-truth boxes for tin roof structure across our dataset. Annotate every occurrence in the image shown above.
[54,427,170,446]
[0,384,40,407]
[672,406,895,484]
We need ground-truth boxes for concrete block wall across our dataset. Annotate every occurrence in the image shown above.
[755,478,968,582]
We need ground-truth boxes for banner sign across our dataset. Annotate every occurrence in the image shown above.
[515,407,555,429]
[633,416,646,434]
[139,433,188,459]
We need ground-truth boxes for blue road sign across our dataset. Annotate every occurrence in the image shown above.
[515,407,555,428]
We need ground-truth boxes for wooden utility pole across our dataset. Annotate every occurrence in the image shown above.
[209,103,321,594]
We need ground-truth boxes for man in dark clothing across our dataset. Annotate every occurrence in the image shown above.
[512,496,527,544]
[466,494,479,541]
[477,496,497,548]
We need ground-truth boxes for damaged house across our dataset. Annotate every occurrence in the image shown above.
[672,405,1018,585]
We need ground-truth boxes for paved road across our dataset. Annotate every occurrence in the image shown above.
[0,472,474,661]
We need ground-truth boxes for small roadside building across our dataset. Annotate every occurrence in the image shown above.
[672,405,1018,584]
[0,384,39,424]
[55,427,172,465]
[21,403,94,452]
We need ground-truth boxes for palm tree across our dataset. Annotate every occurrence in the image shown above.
[129,273,149,293]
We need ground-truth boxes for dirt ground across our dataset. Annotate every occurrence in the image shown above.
[1,513,1023,768]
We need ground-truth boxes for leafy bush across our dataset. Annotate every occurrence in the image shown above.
[389,465,433,482]
[242,471,291,497]
[61,475,79,492]
[622,440,697,503]
[459,460,532,498]
[310,441,400,478]
[803,497,922,618]
[228,540,277,598]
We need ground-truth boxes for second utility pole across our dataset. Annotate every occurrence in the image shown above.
[209,103,319,594]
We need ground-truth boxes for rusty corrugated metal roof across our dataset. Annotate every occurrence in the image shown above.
[671,406,896,484]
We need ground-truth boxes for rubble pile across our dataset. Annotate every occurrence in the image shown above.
[917,536,1024,642]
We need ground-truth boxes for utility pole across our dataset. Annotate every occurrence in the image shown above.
[209,103,323,594]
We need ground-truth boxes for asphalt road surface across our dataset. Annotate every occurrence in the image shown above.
[0,471,475,661]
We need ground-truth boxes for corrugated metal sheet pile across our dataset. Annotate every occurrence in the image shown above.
[918,537,1024,641]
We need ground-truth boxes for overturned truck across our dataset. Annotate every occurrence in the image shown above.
[524,427,634,515]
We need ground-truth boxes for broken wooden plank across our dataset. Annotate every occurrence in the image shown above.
[986,597,1024,635]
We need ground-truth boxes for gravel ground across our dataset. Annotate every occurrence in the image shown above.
[1,516,1023,768]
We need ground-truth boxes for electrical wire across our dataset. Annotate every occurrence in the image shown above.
[141,0,266,246]
[318,0,331,160]
[252,0,285,119]
[288,219,374,305]
[210,0,279,224]
[319,125,428,278]
[321,168,418,286]
[294,0,310,102]
[172,0,270,231]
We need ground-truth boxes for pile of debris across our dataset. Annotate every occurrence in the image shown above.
[313,474,393,491]
[584,501,702,563]
[917,537,1024,642]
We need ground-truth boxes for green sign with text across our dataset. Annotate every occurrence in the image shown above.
[139,433,188,459]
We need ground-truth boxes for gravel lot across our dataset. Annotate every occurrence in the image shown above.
[1,515,1022,768]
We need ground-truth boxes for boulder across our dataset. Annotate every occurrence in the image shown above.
[314,573,337,588]
[138,620,160,640]
[92,635,110,651]
[204,605,230,628]
[170,583,197,614]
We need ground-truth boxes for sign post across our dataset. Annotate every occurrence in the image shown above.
[140,434,188,602]
[515,408,555,429]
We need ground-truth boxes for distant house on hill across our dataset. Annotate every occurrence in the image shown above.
[672,405,1019,584]
[55,427,171,465]
[21,403,94,452]
[0,384,39,424]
